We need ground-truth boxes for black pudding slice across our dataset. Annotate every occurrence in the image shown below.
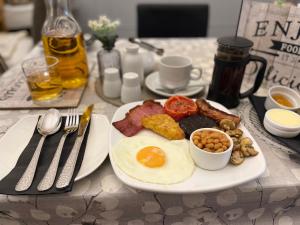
[179,115,217,139]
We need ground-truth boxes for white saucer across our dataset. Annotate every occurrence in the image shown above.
[145,71,205,97]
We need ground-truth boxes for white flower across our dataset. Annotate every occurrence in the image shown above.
[99,15,110,25]
[88,15,120,37]
[112,20,120,27]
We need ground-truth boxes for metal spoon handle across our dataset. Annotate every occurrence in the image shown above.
[15,135,46,192]
[37,133,68,191]
[129,37,164,55]
[156,84,203,94]
[56,136,84,189]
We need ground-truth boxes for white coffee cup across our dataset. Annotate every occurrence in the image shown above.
[159,55,202,90]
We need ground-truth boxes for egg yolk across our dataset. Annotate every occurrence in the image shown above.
[136,146,166,168]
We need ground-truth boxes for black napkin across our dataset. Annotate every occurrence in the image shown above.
[249,95,300,154]
[0,116,90,195]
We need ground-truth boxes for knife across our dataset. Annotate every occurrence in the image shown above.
[56,105,94,189]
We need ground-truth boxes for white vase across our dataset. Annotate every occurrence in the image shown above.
[97,48,121,82]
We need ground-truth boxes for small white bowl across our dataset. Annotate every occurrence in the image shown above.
[189,128,233,170]
[263,108,300,138]
[264,85,300,111]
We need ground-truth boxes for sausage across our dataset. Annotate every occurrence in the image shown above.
[196,98,241,126]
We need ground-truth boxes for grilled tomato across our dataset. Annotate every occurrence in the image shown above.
[164,96,197,121]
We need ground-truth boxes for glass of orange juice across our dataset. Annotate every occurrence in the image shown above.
[22,56,63,103]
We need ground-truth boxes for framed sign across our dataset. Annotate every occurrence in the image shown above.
[238,0,300,92]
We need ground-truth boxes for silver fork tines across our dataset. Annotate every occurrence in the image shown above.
[37,109,79,191]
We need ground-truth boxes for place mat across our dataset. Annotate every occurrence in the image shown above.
[0,65,90,109]
[95,78,206,106]
[249,95,300,154]
[0,116,90,195]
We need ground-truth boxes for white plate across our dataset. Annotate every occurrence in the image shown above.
[110,100,266,193]
[145,71,205,97]
[0,114,109,182]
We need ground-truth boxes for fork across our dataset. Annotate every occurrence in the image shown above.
[37,109,79,191]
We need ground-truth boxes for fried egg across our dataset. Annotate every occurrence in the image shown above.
[112,136,194,184]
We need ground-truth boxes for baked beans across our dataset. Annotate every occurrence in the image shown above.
[192,130,230,153]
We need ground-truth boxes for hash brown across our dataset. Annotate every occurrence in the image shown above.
[142,114,185,140]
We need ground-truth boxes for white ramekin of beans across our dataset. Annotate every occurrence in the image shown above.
[189,128,233,170]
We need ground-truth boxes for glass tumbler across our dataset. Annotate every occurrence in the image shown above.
[22,56,63,103]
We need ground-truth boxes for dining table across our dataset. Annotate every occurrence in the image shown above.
[0,38,300,225]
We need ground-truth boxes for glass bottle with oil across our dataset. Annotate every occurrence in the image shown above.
[42,0,89,89]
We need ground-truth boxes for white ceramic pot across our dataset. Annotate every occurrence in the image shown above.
[264,85,300,111]
[189,128,233,171]
[263,108,300,138]
[122,44,144,85]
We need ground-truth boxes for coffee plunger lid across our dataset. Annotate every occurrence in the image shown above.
[217,36,253,49]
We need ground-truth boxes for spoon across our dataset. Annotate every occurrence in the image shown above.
[129,37,164,56]
[155,84,204,94]
[15,109,62,192]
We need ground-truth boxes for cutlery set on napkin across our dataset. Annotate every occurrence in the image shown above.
[0,105,93,195]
